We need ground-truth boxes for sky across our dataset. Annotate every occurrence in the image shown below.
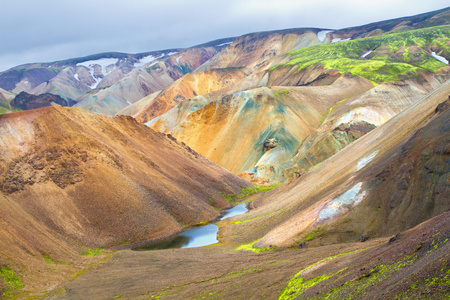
[1,0,448,72]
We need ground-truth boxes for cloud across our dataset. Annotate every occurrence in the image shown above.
[0,0,448,72]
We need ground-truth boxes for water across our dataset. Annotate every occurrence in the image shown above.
[134,203,248,250]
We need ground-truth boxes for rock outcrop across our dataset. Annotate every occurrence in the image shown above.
[10,91,74,110]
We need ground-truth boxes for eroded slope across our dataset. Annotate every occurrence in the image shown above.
[0,106,249,296]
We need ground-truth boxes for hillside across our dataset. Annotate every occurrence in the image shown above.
[228,79,450,249]
[143,24,450,184]
[0,106,249,296]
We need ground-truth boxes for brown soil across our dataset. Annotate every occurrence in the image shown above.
[0,106,250,297]
[47,212,450,300]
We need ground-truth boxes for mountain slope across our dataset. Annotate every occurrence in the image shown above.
[138,23,449,184]
[221,79,450,249]
[148,75,373,178]
[0,106,250,295]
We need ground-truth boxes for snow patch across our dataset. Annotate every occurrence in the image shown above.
[361,50,373,58]
[77,58,118,89]
[332,38,351,43]
[134,55,157,67]
[357,151,378,171]
[167,52,178,56]
[176,56,183,64]
[318,183,367,221]
[216,41,232,47]
[134,53,168,67]
[77,58,117,75]
[317,30,333,43]
[431,52,449,65]
[127,100,132,105]
[74,74,80,81]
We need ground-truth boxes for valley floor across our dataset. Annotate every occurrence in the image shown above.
[43,211,450,300]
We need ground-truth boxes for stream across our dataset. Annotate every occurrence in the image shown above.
[134,203,248,250]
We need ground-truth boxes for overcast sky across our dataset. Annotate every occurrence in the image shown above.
[1,0,448,72]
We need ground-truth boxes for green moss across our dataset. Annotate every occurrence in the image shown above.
[0,266,23,295]
[280,273,335,300]
[394,260,450,299]
[236,239,275,252]
[81,247,104,257]
[304,226,326,241]
[271,25,450,84]
[42,254,59,264]
[306,161,323,171]
[319,255,417,299]
[279,249,365,299]
[273,89,290,100]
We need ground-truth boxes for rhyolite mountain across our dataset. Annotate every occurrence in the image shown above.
[0,6,449,299]
[0,106,250,295]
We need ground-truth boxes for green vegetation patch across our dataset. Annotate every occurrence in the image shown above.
[273,89,290,100]
[0,266,23,295]
[394,260,450,299]
[81,247,105,257]
[236,239,275,253]
[270,25,450,84]
[304,226,326,241]
[42,253,59,264]
[0,107,21,115]
[279,249,366,299]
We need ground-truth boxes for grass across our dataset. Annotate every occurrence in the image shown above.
[270,25,450,84]
[0,266,23,296]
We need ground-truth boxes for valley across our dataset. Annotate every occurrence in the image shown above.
[0,6,449,300]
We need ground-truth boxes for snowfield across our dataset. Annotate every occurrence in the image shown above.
[317,30,334,43]
[77,58,118,89]
[431,52,449,65]
[332,38,351,43]
[216,41,232,47]
[361,50,373,58]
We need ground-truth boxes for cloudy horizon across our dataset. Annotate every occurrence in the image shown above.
[1,0,448,72]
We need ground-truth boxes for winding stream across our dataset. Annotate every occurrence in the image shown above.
[134,203,248,250]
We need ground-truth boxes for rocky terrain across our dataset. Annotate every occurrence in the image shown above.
[0,6,449,300]
[10,92,74,110]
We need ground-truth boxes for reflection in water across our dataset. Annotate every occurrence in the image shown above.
[133,203,248,250]
[180,224,219,248]
[134,235,190,251]
[222,203,247,219]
